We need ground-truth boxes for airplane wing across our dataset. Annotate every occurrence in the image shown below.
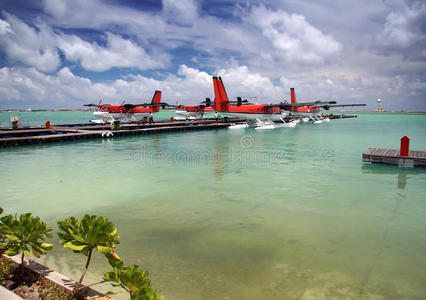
[321,103,366,110]
[272,101,337,110]
[125,102,171,109]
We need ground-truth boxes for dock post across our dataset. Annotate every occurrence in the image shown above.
[110,120,121,130]
[400,136,410,156]
[11,116,19,129]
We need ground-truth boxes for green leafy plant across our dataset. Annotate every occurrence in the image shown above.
[103,255,163,300]
[0,207,6,246]
[0,212,53,267]
[57,215,120,297]
[0,255,15,285]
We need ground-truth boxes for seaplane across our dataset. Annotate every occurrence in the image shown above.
[84,91,168,123]
[175,99,215,120]
[287,88,366,123]
[212,76,336,129]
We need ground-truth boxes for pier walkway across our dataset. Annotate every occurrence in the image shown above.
[0,119,240,147]
[363,148,426,167]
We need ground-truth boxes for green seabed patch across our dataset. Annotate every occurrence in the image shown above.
[59,190,425,300]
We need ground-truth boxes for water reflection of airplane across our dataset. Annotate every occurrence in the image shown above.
[212,76,338,130]
[84,91,168,123]
[213,135,228,183]
[288,88,366,123]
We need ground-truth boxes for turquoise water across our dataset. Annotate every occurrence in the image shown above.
[1,112,426,299]
[0,111,94,127]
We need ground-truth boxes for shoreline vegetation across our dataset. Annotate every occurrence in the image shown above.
[0,207,162,300]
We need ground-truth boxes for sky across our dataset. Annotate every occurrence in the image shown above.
[0,0,425,110]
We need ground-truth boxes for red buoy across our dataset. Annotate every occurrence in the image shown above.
[45,120,51,129]
[400,136,410,156]
[170,116,174,122]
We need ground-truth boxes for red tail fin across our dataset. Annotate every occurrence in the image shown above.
[290,88,296,112]
[213,76,229,111]
[151,90,162,112]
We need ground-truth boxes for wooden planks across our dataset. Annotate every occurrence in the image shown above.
[0,121,234,147]
[363,148,426,167]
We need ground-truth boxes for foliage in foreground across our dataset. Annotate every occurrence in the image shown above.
[0,208,162,300]
[0,211,53,266]
[0,207,6,244]
[104,253,163,300]
[57,215,120,297]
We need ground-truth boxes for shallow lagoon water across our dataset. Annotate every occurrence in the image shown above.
[1,112,426,299]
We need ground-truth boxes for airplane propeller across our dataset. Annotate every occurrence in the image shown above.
[235,97,249,106]
[199,98,212,108]
[83,99,103,107]
[83,100,112,108]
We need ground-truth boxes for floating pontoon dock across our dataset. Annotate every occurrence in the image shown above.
[0,119,241,147]
[362,148,426,167]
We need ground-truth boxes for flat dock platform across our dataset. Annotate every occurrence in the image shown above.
[0,119,242,147]
[363,148,426,167]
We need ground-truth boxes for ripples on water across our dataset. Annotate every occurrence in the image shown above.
[1,113,426,299]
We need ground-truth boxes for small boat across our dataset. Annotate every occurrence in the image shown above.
[229,123,249,129]
[254,119,297,130]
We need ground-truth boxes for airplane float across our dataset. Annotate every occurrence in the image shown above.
[84,91,168,123]
[212,76,337,129]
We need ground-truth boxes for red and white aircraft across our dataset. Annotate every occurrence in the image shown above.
[212,76,335,129]
[175,99,215,119]
[213,76,286,121]
[85,91,168,123]
[288,88,366,123]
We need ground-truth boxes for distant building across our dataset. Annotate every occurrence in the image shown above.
[376,98,384,112]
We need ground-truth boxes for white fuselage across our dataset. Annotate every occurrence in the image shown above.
[175,110,203,117]
[93,111,152,120]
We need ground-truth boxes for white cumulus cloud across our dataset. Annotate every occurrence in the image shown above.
[377,0,426,59]
[247,5,342,65]
[0,13,60,72]
[162,0,199,26]
[0,18,14,34]
[0,13,168,73]
[57,32,167,72]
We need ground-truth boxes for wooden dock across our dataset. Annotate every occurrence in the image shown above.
[363,148,426,167]
[0,119,242,147]
[0,114,357,148]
